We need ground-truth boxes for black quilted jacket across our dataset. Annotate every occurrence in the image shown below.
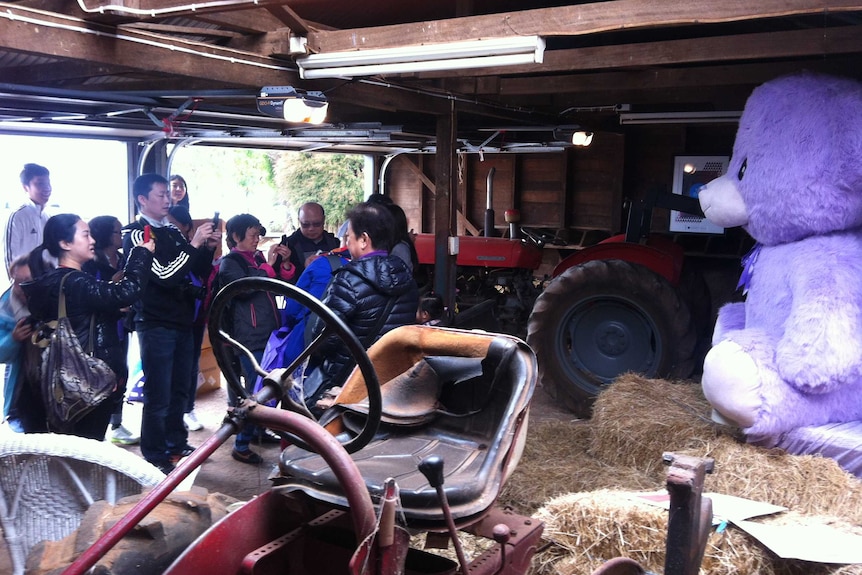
[308,253,418,394]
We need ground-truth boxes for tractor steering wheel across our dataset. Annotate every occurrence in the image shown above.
[207,277,381,454]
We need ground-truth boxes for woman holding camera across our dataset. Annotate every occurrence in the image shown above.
[218,213,293,464]
[23,213,154,439]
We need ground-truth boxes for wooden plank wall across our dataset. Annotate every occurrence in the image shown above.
[385,125,734,237]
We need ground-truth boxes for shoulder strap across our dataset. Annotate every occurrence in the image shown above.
[221,251,250,273]
[326,254,344,273]
[57,270,97,355]
[361,296,396,349]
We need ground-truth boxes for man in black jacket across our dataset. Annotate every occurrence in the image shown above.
[285,202,340,280]
[304,201,418,412]
[122,173,220,474]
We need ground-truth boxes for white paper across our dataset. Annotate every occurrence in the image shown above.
[733,520,862,564]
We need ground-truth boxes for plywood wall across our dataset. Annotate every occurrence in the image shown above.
[385,126,733,238]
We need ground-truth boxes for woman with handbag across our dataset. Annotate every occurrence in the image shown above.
[22,213,154,440]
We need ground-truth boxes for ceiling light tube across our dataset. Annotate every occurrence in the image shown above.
[619,111,742,125]
[297,36,545,79]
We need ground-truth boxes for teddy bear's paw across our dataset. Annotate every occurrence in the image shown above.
[702,341,762,428]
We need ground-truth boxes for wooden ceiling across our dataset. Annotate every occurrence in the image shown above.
[1,0,861,151]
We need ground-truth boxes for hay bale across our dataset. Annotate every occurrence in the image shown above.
[535,489,775,575]
[498,419,661,515]
[694,438,862,524]
[589,373,721,475]
[535,491,862,575]
[586,374,862,523]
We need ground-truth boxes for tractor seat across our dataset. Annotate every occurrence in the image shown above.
[274,326,537,529]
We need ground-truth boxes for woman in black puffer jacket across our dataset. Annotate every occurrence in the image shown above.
[305,201,418,411]
[22,213,154,439]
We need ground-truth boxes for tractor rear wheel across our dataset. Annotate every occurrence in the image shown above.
[527,259,696,418]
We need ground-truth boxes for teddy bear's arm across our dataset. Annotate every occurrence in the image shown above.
[712,301,746,345]
[776,265,862,393]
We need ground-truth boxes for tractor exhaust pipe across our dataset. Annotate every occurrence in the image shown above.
[484,167,496,237]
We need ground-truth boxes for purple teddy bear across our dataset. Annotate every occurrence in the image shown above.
[698,72,862,447]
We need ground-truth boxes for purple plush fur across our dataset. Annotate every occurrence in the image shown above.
[700,72,862,441]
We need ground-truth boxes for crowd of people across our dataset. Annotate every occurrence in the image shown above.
[0,162,444,473]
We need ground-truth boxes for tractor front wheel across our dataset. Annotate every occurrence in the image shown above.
[527,259,696,418]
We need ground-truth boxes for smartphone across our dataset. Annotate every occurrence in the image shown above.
[212,211,220,229]
[279,234,288,246]
[143,224,151,243]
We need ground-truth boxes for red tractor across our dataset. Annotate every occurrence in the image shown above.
[414,188,739,418]
[46,278,714,575]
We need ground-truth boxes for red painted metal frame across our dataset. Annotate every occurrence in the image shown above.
[61,401,376,575]
[414,233,544,270]
[552,234,686,284]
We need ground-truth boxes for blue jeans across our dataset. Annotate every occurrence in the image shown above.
[139,326,193,464]
[234,350,263,452]
[185,323,206,413]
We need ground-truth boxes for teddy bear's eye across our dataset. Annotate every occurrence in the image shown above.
[737,158,747,181]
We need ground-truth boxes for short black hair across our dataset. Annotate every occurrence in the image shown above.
[20,163,49,186]
[132,173,168,209]
[346,201,394,252]
[88,215,121,250]
[226,213,265,249]
[419,293,444,320]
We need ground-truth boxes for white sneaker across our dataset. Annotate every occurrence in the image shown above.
[109,425,140,445]
[183,411,203,431]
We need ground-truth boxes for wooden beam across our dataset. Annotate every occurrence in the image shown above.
[264,4,310,33]
[189,9,288,34]
[307,0,862,52]
[494,56,862,97]
[424,25,862,79]
[118,22,243,39]
[396,155,481,236]
[0,61,137,85]
[0,5,299,87]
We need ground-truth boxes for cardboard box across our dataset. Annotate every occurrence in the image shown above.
[196,330,222,396]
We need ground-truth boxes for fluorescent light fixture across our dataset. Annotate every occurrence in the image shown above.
[256,86,328,124]
[296,36,545,79]
[571,131,594,146]
[619,111,742,125]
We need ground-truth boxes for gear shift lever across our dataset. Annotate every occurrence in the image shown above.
[418,455,470,575]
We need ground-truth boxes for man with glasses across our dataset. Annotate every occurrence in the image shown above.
[285,202,340,279]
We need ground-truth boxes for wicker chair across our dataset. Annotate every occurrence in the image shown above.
[0,433,165,575]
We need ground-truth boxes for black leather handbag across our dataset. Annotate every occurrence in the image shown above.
[36,272,116,431]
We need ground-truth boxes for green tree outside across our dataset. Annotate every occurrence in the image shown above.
[274,152,365,234]
[169,147,366,236]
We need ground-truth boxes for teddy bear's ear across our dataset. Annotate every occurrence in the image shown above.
[730,72,862,246]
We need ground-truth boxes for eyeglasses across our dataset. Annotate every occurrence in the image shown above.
[300,221,324,228]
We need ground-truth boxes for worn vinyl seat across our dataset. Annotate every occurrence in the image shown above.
[275,325,537,529]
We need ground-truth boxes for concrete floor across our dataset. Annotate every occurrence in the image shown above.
[116,382,285,502]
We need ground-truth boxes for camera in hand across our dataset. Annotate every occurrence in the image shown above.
[182,282,207,300]
[273,234,289,269]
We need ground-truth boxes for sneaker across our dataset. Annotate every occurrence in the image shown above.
[109,425,140,446]
[231,448,263,465]
[150,460,176,475]
[168,444,196,465]
[254,429,282,445]
[183,411,203,431]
